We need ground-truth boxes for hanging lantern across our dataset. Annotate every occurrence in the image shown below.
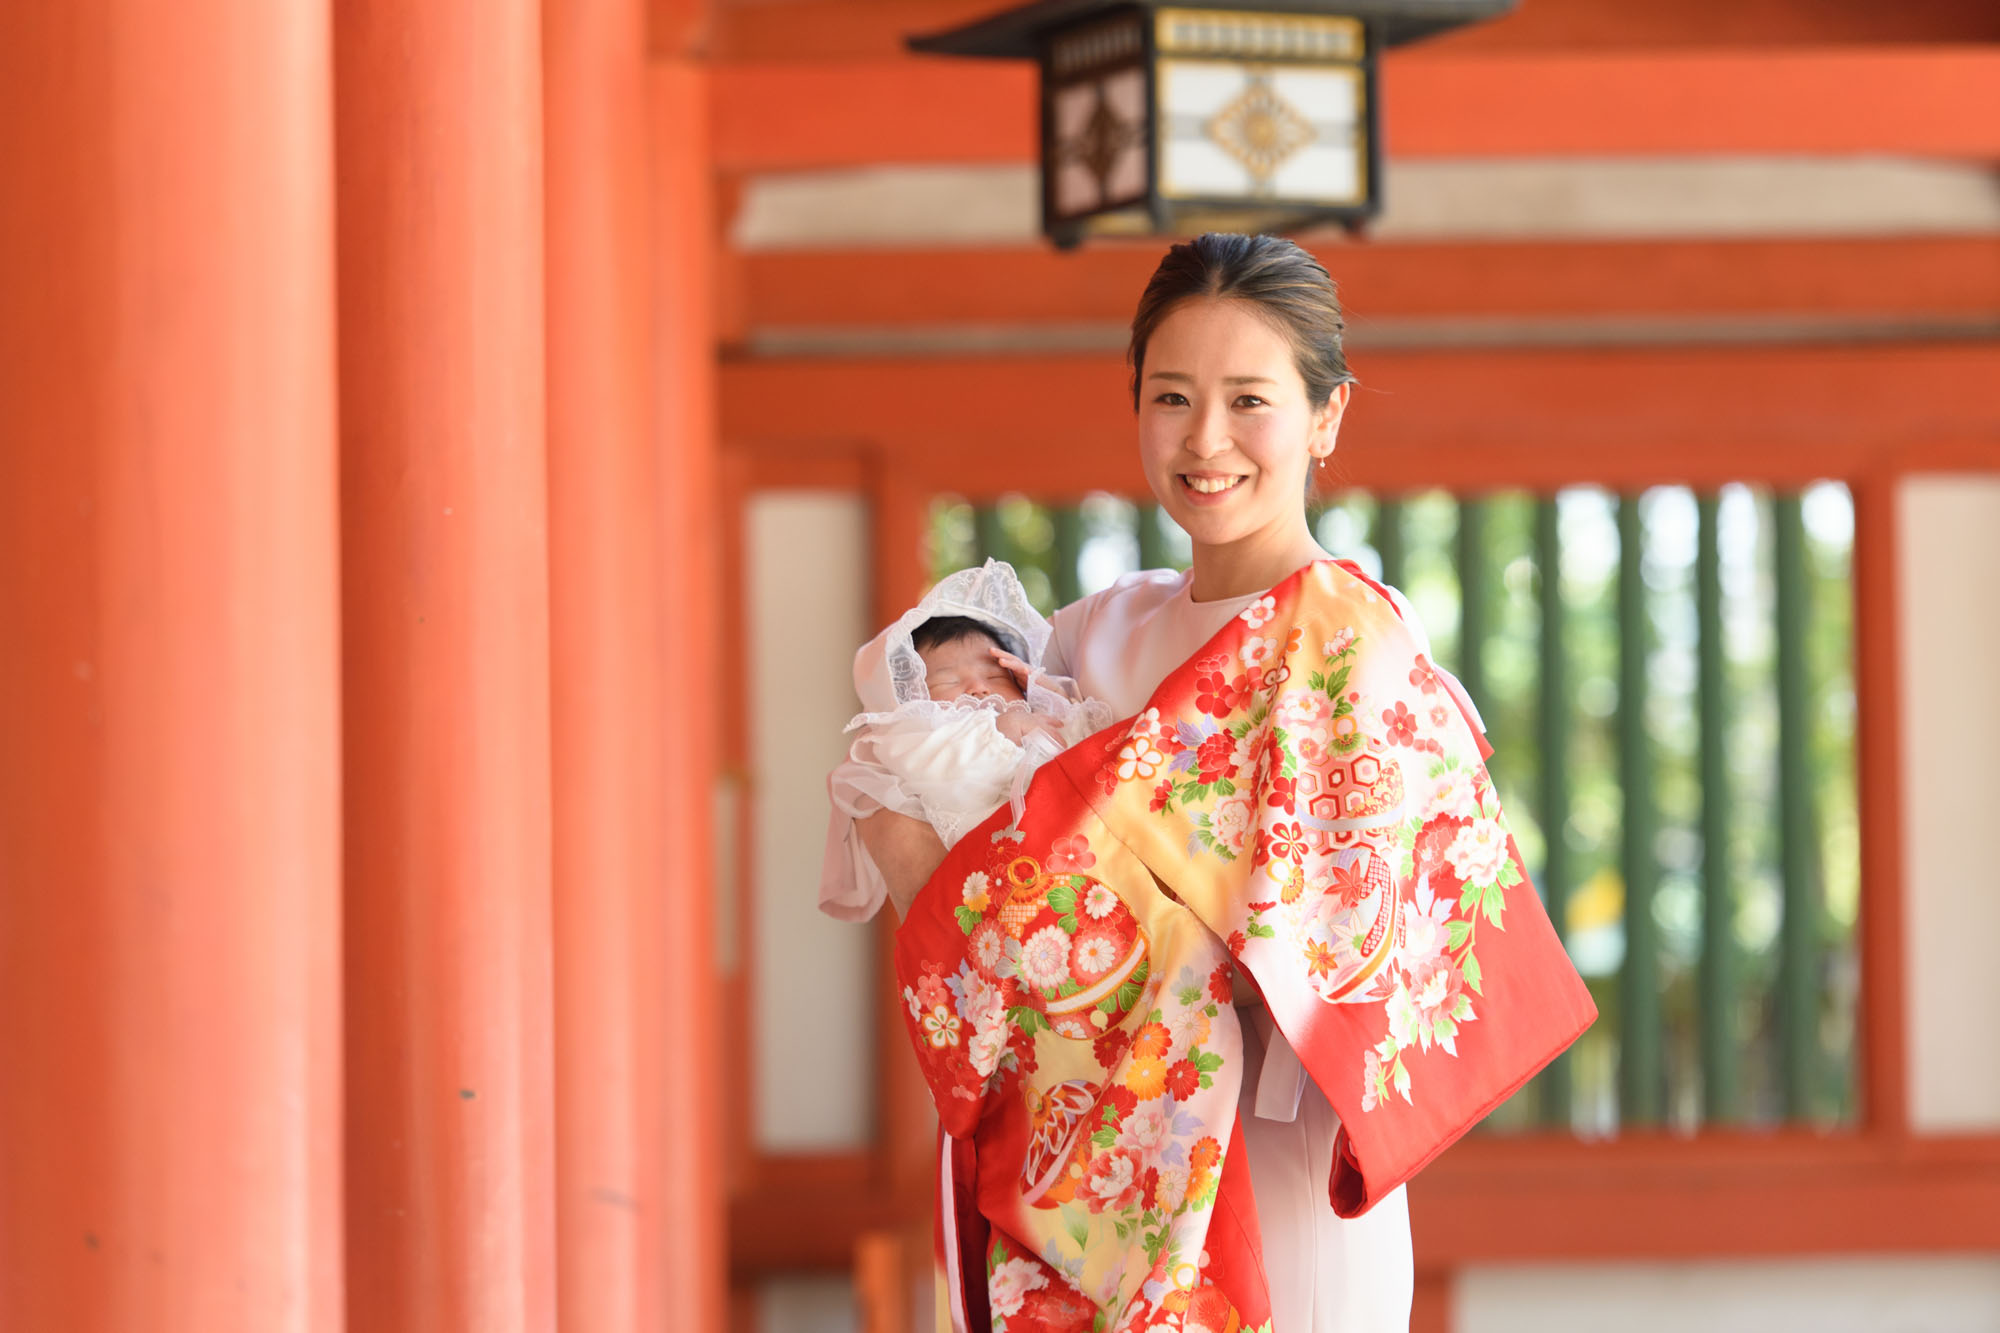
[908,0,1514,247]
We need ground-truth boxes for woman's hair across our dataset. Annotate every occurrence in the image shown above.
[1127,232,1355,412]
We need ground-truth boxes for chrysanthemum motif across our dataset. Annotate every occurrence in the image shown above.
[1019,925,1073,990]
[1071,927,1123,981]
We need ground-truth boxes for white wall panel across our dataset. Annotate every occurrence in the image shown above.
[1899,476,2000,1131]
[1458,1256,2000,1333]
[759,1276,859,1333]
[735,158,2000,250]
[748,492,877,1150]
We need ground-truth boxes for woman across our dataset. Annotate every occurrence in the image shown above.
[862,233,1417,1330]
[860,234,1593,1333]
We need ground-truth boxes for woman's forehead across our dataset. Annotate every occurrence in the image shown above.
[1146,300,1299,379]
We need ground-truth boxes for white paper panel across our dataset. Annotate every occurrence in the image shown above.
[748,492,877,1151]
[1899,476,2000,1131]
[759,1276,859,1333]
[1459,1256,2000,1333]
[733,159,2000,249]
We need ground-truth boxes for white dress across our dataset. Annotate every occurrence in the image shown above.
[1045,567,1416,1333]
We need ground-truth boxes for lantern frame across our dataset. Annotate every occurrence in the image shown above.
[910,0,1515,246]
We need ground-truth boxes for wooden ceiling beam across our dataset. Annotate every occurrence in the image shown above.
[712,46,2000,171]
[709,0,2000,62]
[736,237,2000,331]
[720,341,2000,495]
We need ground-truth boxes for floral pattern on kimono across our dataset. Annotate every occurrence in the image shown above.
[895,559,1598,1332]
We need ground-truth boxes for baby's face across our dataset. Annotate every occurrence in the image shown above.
[920,634,1025,704]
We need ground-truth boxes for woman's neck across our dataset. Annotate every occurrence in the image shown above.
[1187,520,1328,603]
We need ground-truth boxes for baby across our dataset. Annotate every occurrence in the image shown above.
[819,559,1113,923]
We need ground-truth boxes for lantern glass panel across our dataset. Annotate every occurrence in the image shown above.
[1157,58,1363,205]
[1050,64,1150,219]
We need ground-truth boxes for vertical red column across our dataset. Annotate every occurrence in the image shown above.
[545,0,704,1327]
[649,46,728,1333]
[334,2,558,1327]
[0,5,342,1331]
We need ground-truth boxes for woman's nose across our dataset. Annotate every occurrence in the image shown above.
[1186,404,1229,456]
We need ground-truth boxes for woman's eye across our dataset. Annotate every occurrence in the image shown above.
[1235,395,1267,409]
[1154,392,1189,407]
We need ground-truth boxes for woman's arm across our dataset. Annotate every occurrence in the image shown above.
[856,807,948,920]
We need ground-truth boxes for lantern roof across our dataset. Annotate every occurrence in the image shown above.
[910,0,1515,58]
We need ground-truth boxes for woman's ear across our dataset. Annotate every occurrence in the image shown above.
[1311,382,1352,462]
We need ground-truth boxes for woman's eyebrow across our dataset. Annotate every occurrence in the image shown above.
[1146,370,1276,386]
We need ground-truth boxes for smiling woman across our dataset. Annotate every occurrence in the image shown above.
[1128,234,1358,603]
[841,237,1592,1333]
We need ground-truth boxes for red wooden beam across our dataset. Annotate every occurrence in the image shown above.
[1410,1133,2000,1262]
[737,238,2000,332]
[720,342,2000,497]
[729,1136,2000,1273]
[1851,473,1910,1139]
[711,47,2000,171]
[710,0,2000,62]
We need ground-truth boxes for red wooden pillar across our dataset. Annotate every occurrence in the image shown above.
[0,5,343,1330]
[546,0,705,1327]
[649,46,729,1332]
[334,1,558,1327]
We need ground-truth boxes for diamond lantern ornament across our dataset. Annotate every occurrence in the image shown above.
[908,0,1515,247]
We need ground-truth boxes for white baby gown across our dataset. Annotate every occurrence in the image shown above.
[1044,566,1418,1333]
[819,560,1114,924]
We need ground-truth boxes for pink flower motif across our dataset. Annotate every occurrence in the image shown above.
[1382,700,1420,748]
[1080,1147,1145,1213]
[1209,792,1256,855]
[915,973,950,1013]
[1325,626,1356,657]
[1409,653,1441,693]
[1239,595,1278,629]
[988,1256,1049,1319]
[1046,834,1096,874]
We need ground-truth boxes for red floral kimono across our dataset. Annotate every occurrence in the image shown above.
[894,560,1597,1332]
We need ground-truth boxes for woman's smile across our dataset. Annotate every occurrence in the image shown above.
[1180,472,1248,499]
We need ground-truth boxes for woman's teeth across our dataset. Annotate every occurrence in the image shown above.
[1184,475,1243,494]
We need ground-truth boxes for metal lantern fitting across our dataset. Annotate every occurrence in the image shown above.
[908,0,1514,247]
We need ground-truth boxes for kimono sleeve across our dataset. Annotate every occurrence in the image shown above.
[887,753,1181,1142]
[1090,563,1598,1216]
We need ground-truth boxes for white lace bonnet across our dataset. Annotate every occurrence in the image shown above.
[851,558,1051,714]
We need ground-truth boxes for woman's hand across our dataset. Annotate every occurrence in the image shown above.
[856,808,948,921]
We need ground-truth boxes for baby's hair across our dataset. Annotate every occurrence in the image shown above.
[911,615,1011,658]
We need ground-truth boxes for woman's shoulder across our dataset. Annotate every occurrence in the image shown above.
[1061,566,1190,619]
[1044,567,1190,677]
[1050,567,1190,638]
